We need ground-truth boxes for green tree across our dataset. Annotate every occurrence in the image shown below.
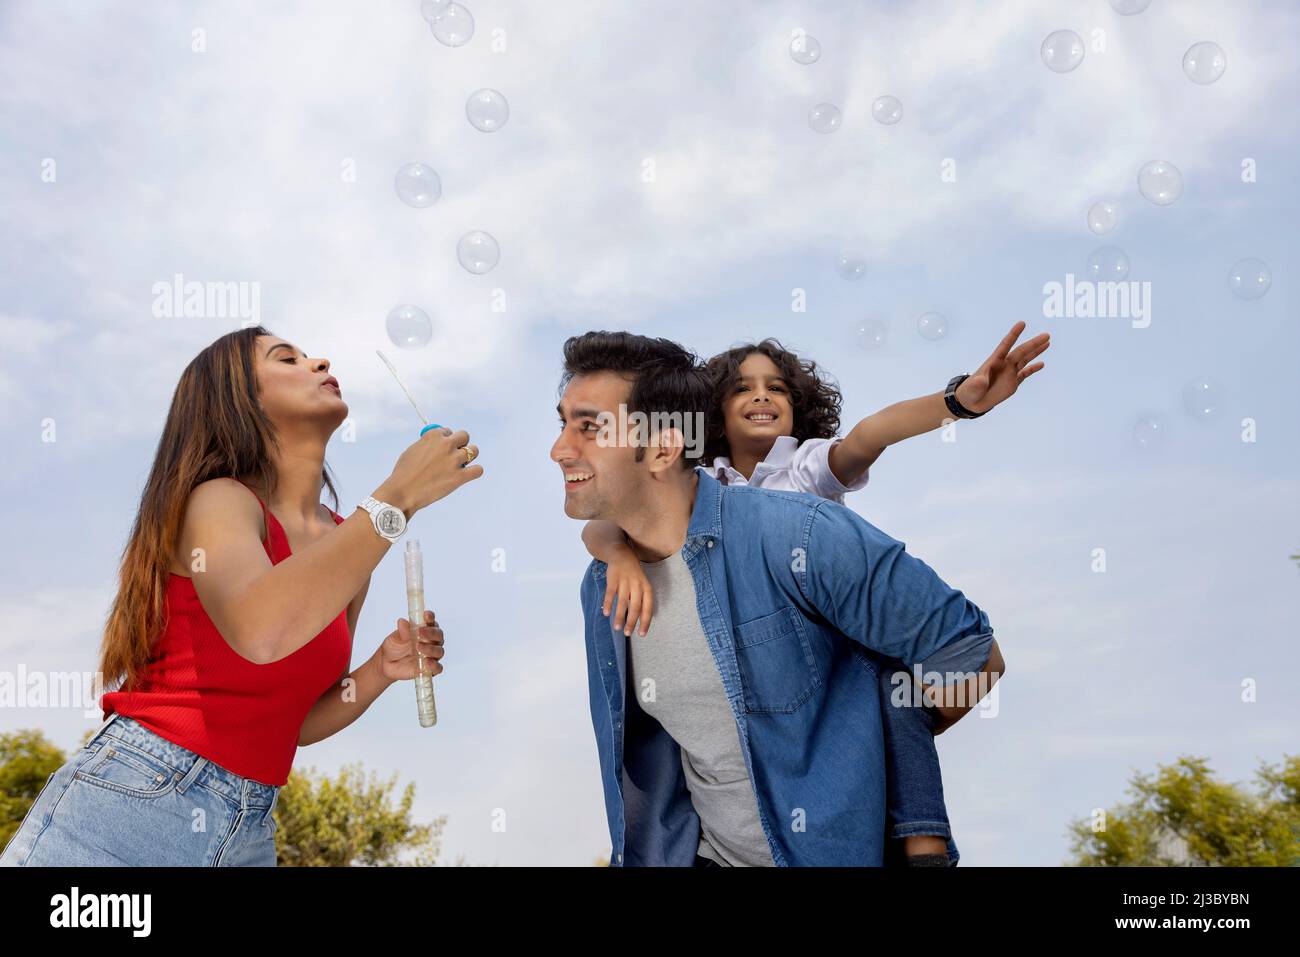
[274,763,453,866]
[1068,755,1300,866]
[0,730,68,850]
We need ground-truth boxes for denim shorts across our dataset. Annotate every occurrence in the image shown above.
[0,712,280,867]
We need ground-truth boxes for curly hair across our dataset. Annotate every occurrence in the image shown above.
[703,338,842,464]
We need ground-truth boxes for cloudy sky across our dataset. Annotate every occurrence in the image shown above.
[1,0,1296,866]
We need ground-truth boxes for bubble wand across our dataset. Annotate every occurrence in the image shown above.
[376,350,441,727]
[376,350,445,438]
[404,538,437,727]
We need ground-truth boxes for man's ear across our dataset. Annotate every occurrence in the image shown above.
[647,426,687,475]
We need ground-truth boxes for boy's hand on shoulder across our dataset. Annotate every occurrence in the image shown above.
[603,546,655,637]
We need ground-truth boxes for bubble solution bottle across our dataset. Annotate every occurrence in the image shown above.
[406,539,438,727]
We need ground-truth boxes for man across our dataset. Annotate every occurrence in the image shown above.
[552,331,1005,866]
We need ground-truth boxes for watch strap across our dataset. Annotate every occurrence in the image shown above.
[944,374,986,420]
[358,496,406,541]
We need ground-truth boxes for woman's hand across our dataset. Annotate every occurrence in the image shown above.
[603,547,654,637]
[377,428,483,517]
[378,610,445,681]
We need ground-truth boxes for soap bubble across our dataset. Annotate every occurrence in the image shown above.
[1108,0,1152,14]
[1132,415,1164,448]
[394,163,442,208]
[1137,160,1183,206]
[1228,258,1271,300]
[457,230,500,274]
[854,319,888,350]
[1041,31,1084,73]
[809,102,841,133]
[837,252,867,280]
[917,312,948,341]
[1087,200,1119,235]
[1086,246,1130,282]
[789,33,820,64]
[871,95,903,125]
[386,305,433,349]
[1182,377,1223,420]
[419,0,451,20]
[466,89,509,132]
[1183,41,1226,84]
[429,1,473,46]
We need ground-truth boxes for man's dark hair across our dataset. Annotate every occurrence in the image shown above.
[560,331,710,468]
[703,338,843,463]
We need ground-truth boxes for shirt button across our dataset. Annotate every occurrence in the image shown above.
[706,540,714,548]
[616,854,623,864]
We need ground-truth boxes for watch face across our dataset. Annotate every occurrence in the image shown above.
[376,507,405,536]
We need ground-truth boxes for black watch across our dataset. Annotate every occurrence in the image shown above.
[944,375,986,420]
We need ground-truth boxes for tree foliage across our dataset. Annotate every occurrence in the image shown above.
[274,762,449,866]
[0,729,66,850]
[1068,755,1300,866]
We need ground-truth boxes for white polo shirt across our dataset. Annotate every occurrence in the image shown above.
[698,435,869,504]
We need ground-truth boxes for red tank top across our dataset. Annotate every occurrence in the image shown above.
[101,480,353,786]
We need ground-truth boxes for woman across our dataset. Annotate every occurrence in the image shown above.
[0,325,482,866]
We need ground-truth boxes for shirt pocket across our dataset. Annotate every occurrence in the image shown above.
[74,740,181,800]
[732,606,822,714]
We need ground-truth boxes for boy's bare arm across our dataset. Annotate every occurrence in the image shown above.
[581,519,631,562]
[829,391,955,484]
[827,321,1050,488]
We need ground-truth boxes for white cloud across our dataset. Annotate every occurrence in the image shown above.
[2,0,1296,868]
[0,583,116,667]
[3,0,1295,446]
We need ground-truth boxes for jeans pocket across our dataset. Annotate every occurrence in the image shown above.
[261,788,280,835]
[74,740,180,800]
[733,607,821,713]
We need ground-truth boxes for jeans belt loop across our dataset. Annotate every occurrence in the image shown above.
[175,754,207,795]
[93,711,122,744]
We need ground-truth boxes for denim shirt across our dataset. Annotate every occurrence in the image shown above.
[579,471,995,866]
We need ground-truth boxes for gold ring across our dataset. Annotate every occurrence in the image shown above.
[463,445,476,464]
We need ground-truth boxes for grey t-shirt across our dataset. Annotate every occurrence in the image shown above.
[627,549,775,867]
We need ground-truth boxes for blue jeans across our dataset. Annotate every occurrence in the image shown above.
[0,712,280,867]
[879,662,960,866]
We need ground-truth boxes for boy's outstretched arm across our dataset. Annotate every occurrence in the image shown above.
[828,320,1050,487]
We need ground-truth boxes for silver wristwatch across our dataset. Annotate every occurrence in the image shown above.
[358,495,407,542]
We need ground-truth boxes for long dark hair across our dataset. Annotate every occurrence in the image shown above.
[703,338,843,464]
[98,325,340,690]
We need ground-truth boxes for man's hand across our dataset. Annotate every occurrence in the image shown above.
[955,321,1050,415]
